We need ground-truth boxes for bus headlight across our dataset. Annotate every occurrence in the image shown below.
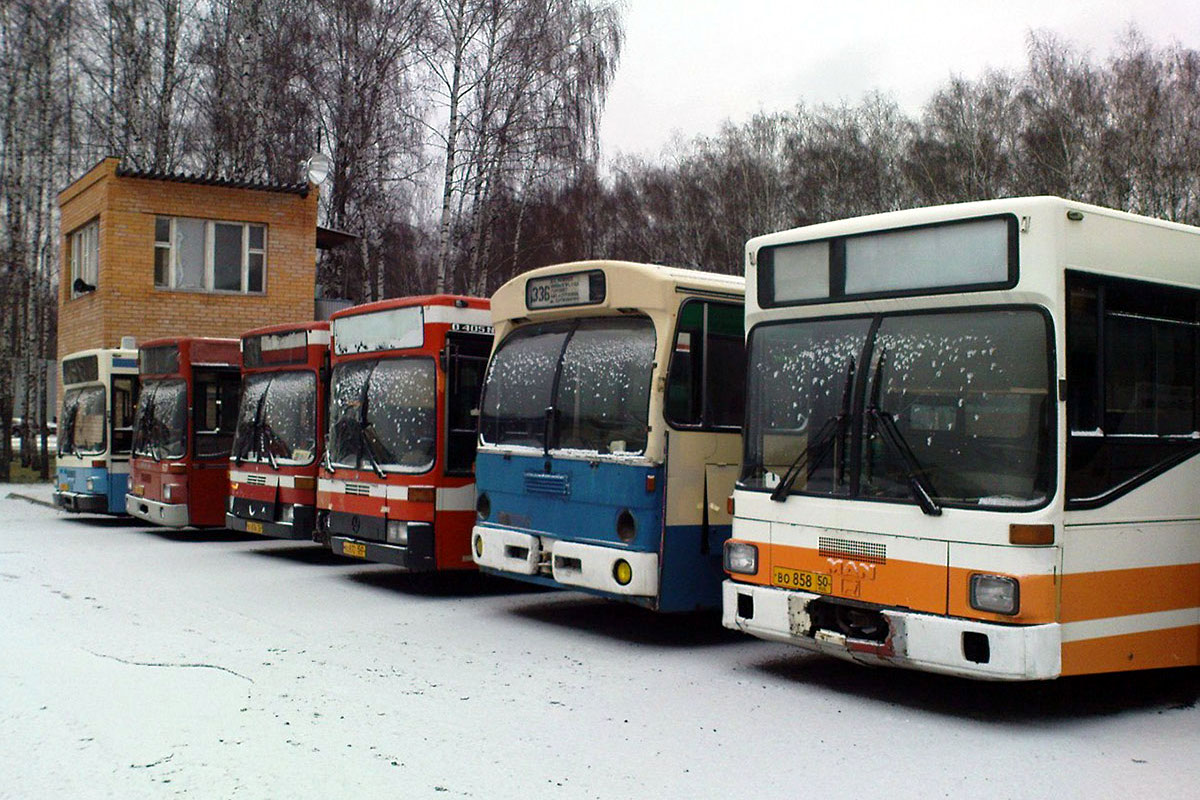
[723,541,758,575]
[386,520,408,545]
[969,574,1020,615]
[279,504,294,524]
[86,477,95,492]
[476,493,490,521]
[613,559,633,586]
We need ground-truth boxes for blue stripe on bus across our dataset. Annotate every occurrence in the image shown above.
[57,465,130,514]
[475,450,730,612]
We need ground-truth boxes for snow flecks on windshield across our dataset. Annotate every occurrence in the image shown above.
[329,359,435,473]
[481,317,656,454]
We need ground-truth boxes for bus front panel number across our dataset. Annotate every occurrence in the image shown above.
[771,566,832,594]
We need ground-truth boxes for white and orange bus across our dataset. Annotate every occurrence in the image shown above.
[724,197,1200,679]
[317,295,492,569]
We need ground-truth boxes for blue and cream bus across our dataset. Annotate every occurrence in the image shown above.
[472,261,745,611]
[54,348,140,514]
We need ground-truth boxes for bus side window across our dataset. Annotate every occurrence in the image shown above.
[1065,271,1200,506]
[111,376,138,455]
[665,300,746,430]
[194,370,240,459]
[705,302,746,428]
[445,336,491,476]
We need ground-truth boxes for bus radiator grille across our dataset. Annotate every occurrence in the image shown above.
[818,537,886,565]
[524,472,570,496]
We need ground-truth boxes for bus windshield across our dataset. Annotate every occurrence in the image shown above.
[59,385,107,456]
[132,379,187,460]
[481,316,656,455]
[233,371,318,467]
[742,308,1053,509]
[327,358,436,473]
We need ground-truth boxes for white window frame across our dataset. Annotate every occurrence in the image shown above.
[154,216,267,295]
[70,219,100,298]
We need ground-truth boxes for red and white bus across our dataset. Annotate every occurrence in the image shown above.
[226,322,330,540]
[126,338,242,528]
[317,295,492,570]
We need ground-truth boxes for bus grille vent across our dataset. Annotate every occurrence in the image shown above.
[818,537,886,564]
[524,472,570,496]
[345,482,371,496]
[246,474,268,486]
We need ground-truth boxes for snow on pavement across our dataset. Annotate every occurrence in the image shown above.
[1,483,1196,799]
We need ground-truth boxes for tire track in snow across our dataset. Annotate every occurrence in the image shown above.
[84,649,255,683]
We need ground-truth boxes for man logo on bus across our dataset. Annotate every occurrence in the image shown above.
[826,558,878,599]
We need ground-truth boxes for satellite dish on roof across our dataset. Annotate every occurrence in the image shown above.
[303,152,332,185]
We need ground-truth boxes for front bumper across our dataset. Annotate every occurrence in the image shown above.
[328,531,436,571]
[125,494,190,528]
[472,525,659,598]
[226,512,312,540]
[722,581,1062,680]
[54,490,109,514]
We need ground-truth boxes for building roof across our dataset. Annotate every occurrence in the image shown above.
[114,162,310,197]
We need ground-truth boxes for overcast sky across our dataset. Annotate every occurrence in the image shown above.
[599,0,1200,159]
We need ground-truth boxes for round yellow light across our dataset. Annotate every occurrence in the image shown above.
[473,535,484,558]
[613,559,633,586]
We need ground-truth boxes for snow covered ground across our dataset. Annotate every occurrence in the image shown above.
[1,482,1196,799]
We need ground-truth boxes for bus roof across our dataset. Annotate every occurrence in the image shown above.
[747,196,1200,251]
[329,294,489,322]
[490,260,744,325]
[139,337,241,372]
[240,320,330,339]
[60,347,138,362]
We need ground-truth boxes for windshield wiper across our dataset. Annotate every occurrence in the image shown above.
[261,423,280,470]
[359,424,386,479]
[865,348,942,516]
[322,433,335,474]
[770,357,855,502]
[355,363,386,479]
[237,383,271,466]
[60,406,78,456]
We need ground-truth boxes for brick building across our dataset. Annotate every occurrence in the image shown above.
[57,157,325,361]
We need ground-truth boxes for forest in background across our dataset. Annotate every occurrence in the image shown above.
[2,0,1200,479]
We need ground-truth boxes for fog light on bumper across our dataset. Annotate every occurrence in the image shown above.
[612,559,633,586]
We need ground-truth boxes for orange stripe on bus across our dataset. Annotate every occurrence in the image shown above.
[753,542,948,615]
[1061,563,1200,623]
[1061,625,1200,675]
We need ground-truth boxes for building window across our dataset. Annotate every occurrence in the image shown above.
[70,219,100,297]
[154,216,266,294]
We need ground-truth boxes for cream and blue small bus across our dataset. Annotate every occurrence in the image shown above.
[472,261,745,611]
[54,348,140,514]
